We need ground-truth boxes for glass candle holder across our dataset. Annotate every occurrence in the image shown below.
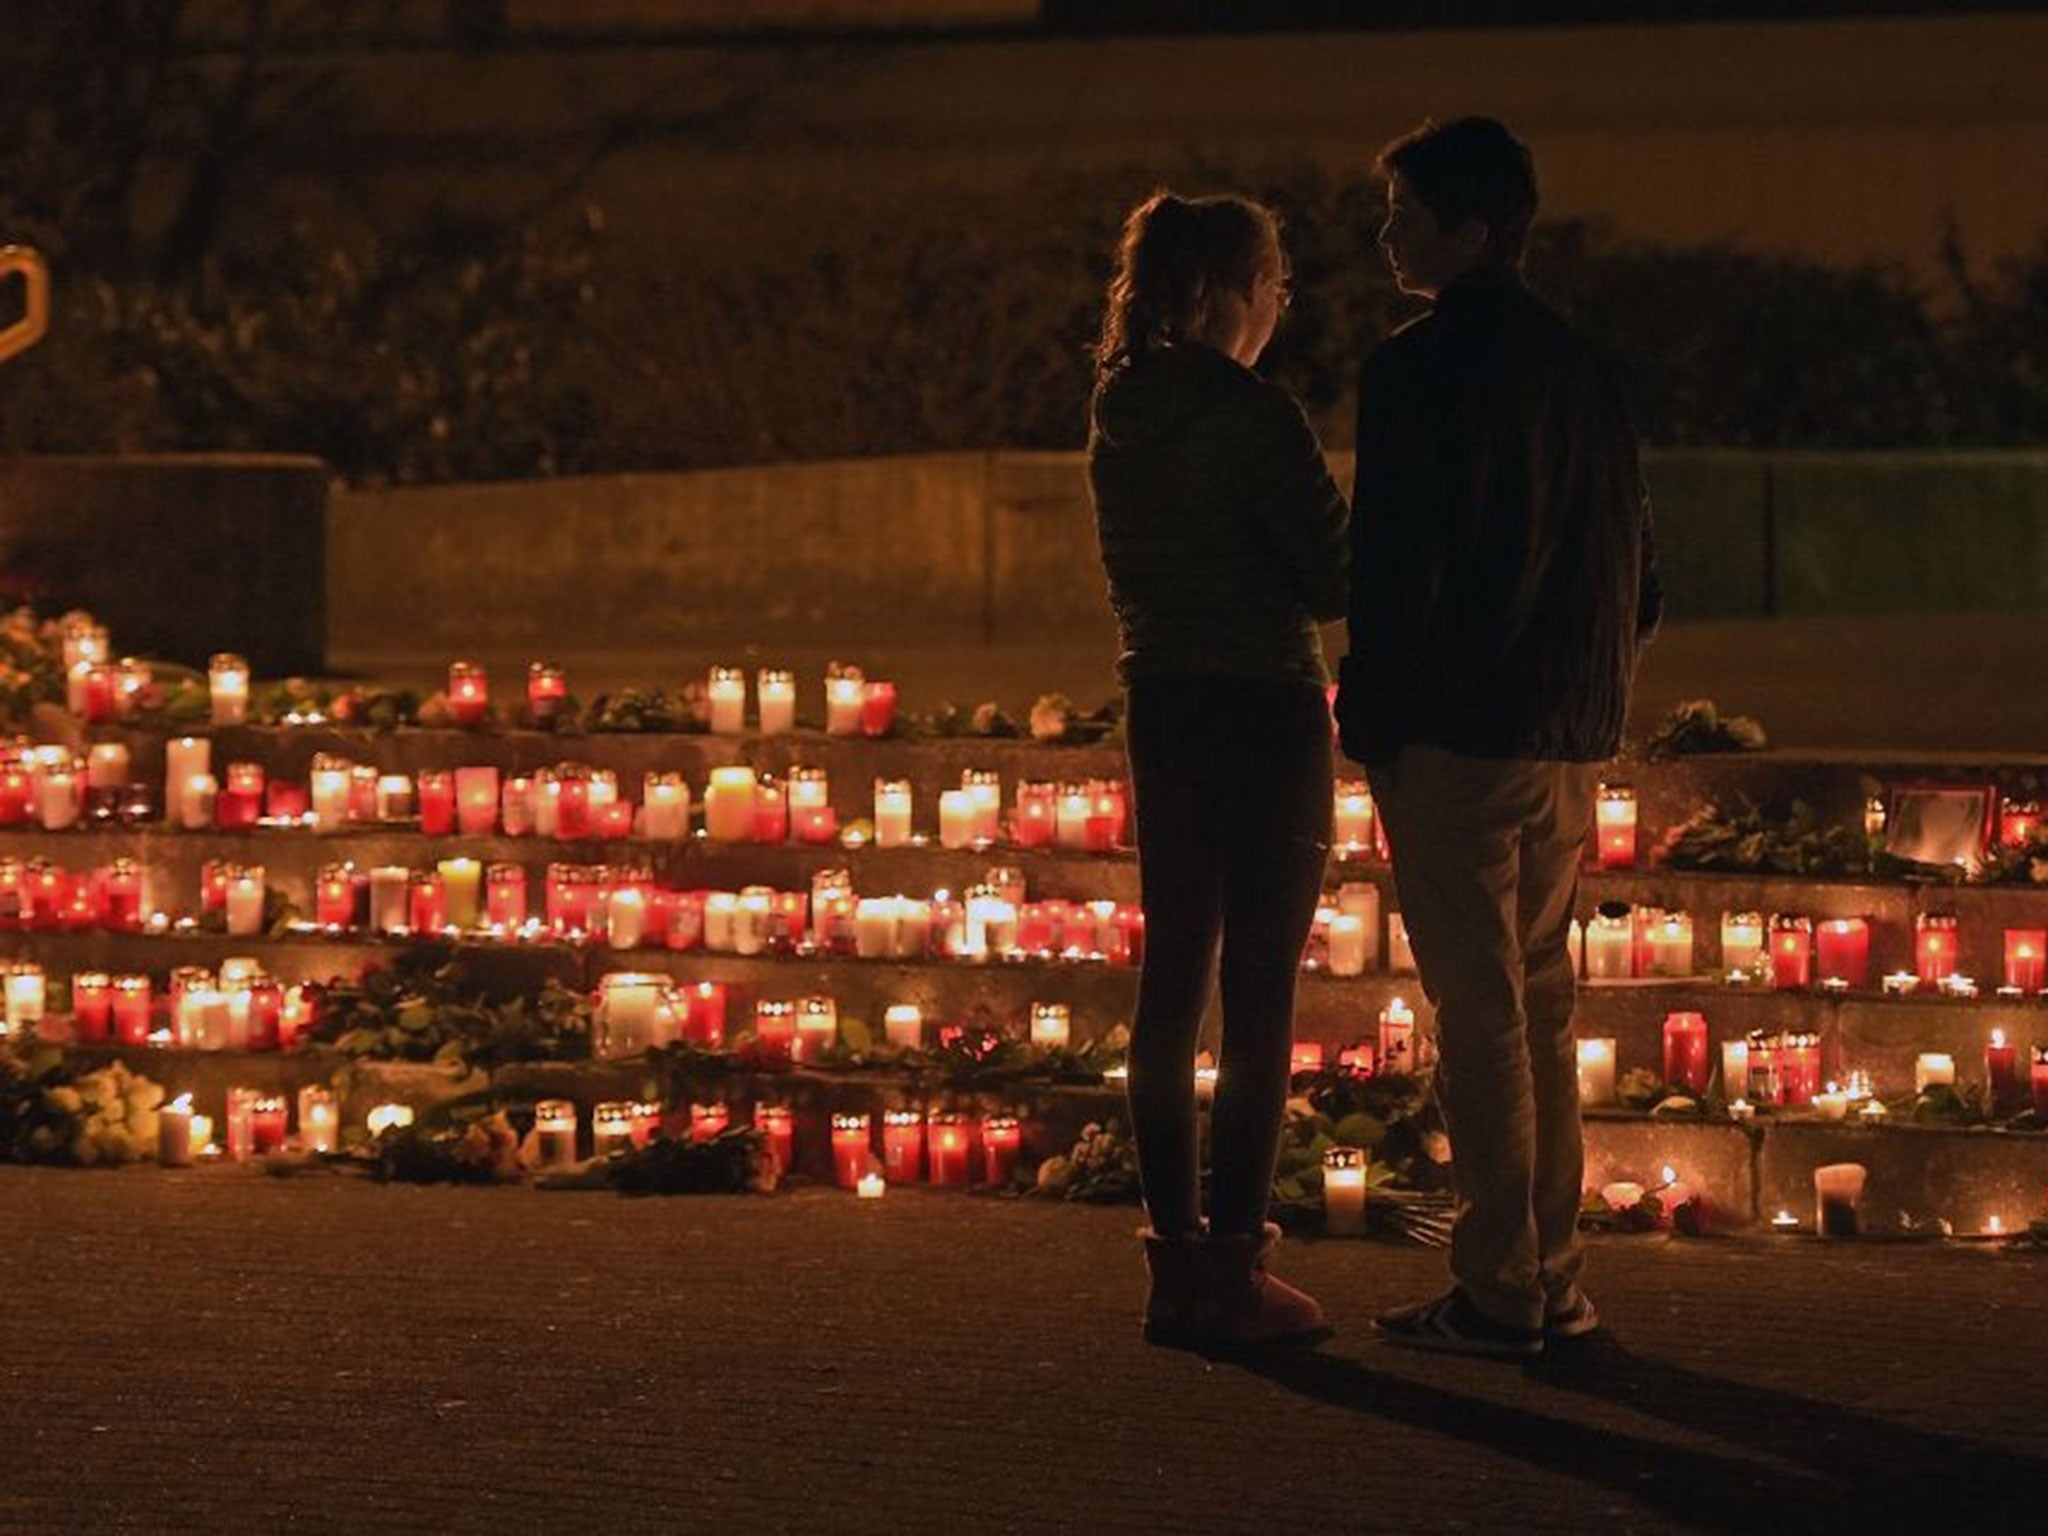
[590,1101,635,1158]
[1575,1036,1618,1105]
[417,770,456,837]
[1814,917,1870,987]
[882,1109,924,1182]
[1029,1001,1072,1050]
[447,660,489,727]
[1915,913,1960,984]
[1720,911,1764,975]
[981,1113,1022,1187]
[925,1111,972,1186]
[297,1086,340,1154]
[757,668,796,735]
[1768,914,1813,989]
[831,1112,873,1188]
[824,667,865,736]
[872,779,913,849]
[1323,1146,1368,1236]
[755,1103,795,1178]
[961,769,1002,844]
[1594,784,1638,869]
[707,665,747,735]
[1661,1011,1711,1093]
[208,652,249,725]
[526,661,568,723]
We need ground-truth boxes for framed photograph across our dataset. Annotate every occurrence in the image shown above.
[1883,782,1995,873]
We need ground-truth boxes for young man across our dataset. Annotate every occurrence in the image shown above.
[1336,117,1661,1356]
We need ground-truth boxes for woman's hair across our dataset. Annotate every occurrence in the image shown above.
[1094,190,1280,381]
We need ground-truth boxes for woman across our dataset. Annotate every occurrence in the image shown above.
[1087,190,1349,1349]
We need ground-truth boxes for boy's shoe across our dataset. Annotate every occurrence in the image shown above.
[1374,1288,1543,1358]
[1543,1290,1601,1342]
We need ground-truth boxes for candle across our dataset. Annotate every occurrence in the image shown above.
[605,886,648,950]
[531,1098,578,1165]
[792,995,838,1061]
[69,972,112,1041]
[1813,918,1869,987]
[682,982,727,1045]
[590,1102,635,1158]
[447,660,489,726]
[208,652,249,725]
[2032,1046,2048,1116]
[1720,911,1764,975]
[365,1103,415,1137]
[1291,1040,1324,1074]
[408,871,446,934]
[1813,1163,1866,1239]
[596,973,665,1057]
[438,857,482,930]
[453,766,500,836]
[1585,910,1633,980]
[417,771,455,837]
[860,679,897,737]
[831,1113,872,1188]
[856,1171,886,1199]
[1986,1029,2019,1112]
[824,668,865,735]
[690,1102,732,1142]
[1323,1147,1368,1236]
[1768,915,1813,989]
[297,1087,339,1154]
[1377,998,1416,1076]
[2004,929,2046,992]
[224,867,266,937]
[526,661,568,722]
[642,774,690,840]
[500,775,535,836]
[1661,1012,1710,1093]
[1575,1037,1617,1106]
[1594,784,1638,869]
[177,772,215,831]
[1914,1052,1956,1093]
[1811,1086,1850,1120]
[216,761,263,829]
[884,1003,924,1050]
[703,767,758,843]
[1999,797,2041,848]
[937,789,978,850]
[158,1094,195,1167]
[1716,1038,1749,1102]
[757,668,796,735]
[755,1103,795,1178]
[1029,1002,1071,1050]
[1915,914,1959,984]
[482,863,525,929]
[873,780,913,849]
[882,1109,924,1181]
[1013,781,1056,848]
[1779,1032,1822,1107]
[707,665,746,734]
[1333,781,1375,856]
[111,976,151,1044]
[98,859,143,930]
[369,866,410,934]
[752,999,796,1054]
[980,1114,1022,1186]
[309,754,350,832]
[1646,912,1694,978]
[3,963,45,1034]
[925,1112,971,1186]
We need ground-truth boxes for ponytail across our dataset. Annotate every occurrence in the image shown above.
[1094,190,1279,384]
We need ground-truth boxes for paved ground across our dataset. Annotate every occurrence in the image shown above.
[6,1165,2046,1534]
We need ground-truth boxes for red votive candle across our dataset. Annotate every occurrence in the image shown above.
[882,1110,924,1182]
[447,661,489,727]
[684,981,728,1045]
[1291,1040,1325,1074]
[218,762,265,830]
[244,979,282,1051]
[409,872,446,933]
[71,972,113,1041]
[752,1000,795,1055]
[250,1094,290,1155]
[690,1102,731,1142]
[485,863,527,930]
[926,1111,972,1187]
[97,860,143,931]
[1814,918,1870,987]
[2005,929,2046,991]
[455,767,500,836]
[859,680,897,737]
[527,661,568,723]
[0,767,29,824]
[1594,784,1638,870]
[2031,1046,2048,1117]
[1768,915,1813,989]
[265,779,309,821]
[418,771,456,837]
[1013,782,1056,848]
[1662,1011,1711,1093]
[111,976,151,1044]
[316,864,358,928]
[1915,914,1959,984]
[1779,1033,1822,1107]
[981,1114,1022,1186]
[752,780,789,844]
[1987,1029,2020,1113]
[2000,798,2041,848]
[831,1113,872,1189]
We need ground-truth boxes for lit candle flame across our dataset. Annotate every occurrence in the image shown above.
[1992,1028,2008,1048]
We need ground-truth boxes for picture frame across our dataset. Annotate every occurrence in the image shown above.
[1883,781,1995,873]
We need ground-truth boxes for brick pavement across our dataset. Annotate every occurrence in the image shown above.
[5,1165,2047,1534]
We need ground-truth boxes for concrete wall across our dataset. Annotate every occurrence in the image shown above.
[328,449,2048,664]
[0,455,328,675]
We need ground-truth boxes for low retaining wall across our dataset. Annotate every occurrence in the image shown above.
[0,454,328,675]
[330,449,2048,663]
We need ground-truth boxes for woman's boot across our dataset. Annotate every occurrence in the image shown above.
[1198,1223,1331,1348]
[1139,1228,1209,1348]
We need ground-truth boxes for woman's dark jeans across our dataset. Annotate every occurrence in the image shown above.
[1123,673,1334,1239]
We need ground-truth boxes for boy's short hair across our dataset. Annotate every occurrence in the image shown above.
[1379,117,1538,265]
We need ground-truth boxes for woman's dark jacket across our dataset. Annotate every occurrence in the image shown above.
[1087,344,1350,688]
[1336,268,1662,764]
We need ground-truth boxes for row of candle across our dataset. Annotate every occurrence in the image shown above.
[1573,906,2048,993]
[437,660,900,738]
[300,860,1148,964]
[1574,1011,2048,1114]
[0,961,314,1049]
